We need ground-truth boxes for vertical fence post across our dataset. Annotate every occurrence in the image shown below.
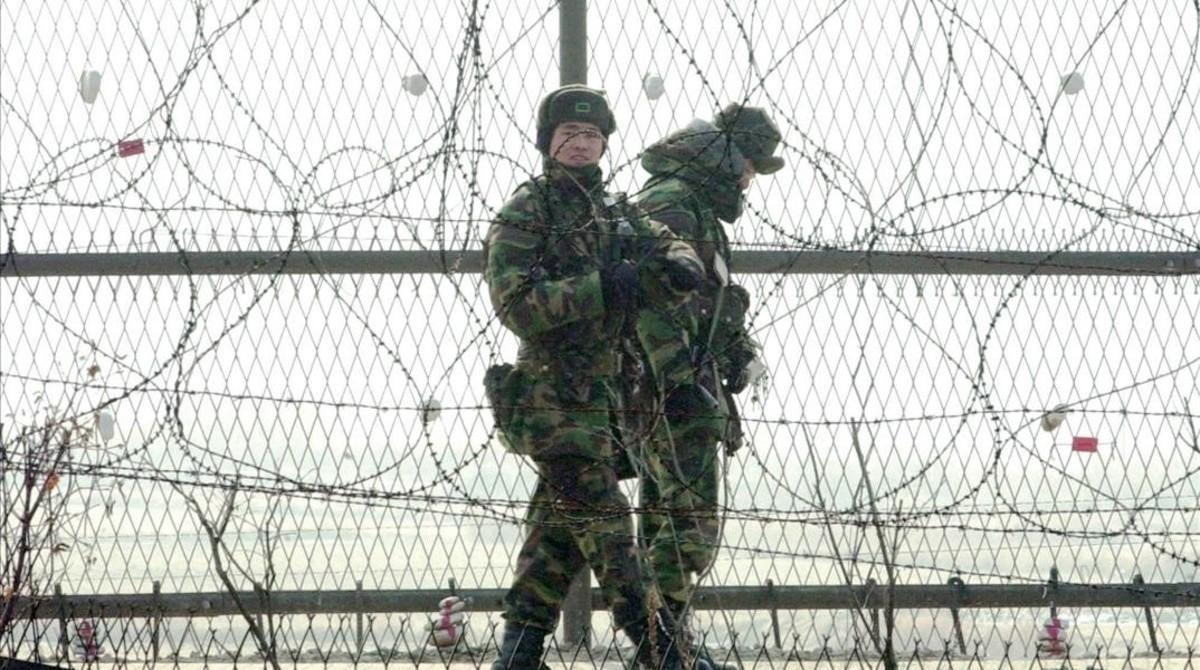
[54,583,69,662]
[1044,566,1059,620]
[1041,566,1061,658]
[558,0,592,647]
[355,579,365,658]
[766,579,782,649]
[947,577,967,655]
[864,578,881,649]
[1132,573,1160,653]
[256,527,267,650]
[558,0,587,86]
[151,580,162,661]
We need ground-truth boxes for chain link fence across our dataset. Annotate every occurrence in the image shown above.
[2,0,1198,667]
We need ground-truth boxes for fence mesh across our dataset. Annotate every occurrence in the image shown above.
[2,0,1199,667]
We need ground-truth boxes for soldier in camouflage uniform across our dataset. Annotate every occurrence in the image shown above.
[483,84,708,670]
[632,104,784,668]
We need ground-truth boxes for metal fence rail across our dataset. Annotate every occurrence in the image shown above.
[10,582,1200,619]
[4,251,1200,277]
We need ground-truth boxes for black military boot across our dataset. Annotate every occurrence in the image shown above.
[491,622,551,670]
[621,608,712,670]
[668,604,739,670]
[691,642,739,670]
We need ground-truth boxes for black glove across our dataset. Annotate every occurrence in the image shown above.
[725,366,751,394]
[720,334,758,394]
[601,260,641,313]
[662,257,702,292]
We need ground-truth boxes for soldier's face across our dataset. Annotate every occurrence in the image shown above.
[549,122,605,168]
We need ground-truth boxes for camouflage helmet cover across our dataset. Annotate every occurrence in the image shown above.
[535,84,617,154]
[713,103,785,174]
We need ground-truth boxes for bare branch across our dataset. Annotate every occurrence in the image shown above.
[805,423,882,654]
[850,420,897,670]
[175,482,281,670]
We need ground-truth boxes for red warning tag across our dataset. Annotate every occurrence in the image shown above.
[1072,436,1098,452]
[117,138,144,157]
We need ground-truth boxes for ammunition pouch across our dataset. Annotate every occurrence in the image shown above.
[483,362,534,454]
[483,360,616,459]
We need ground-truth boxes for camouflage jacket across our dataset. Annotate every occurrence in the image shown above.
[636,120,757,396]
[485,161,702,387]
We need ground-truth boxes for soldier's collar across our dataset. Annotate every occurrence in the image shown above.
[542,159,604,191]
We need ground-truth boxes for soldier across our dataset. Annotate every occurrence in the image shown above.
[483,84,708,670]
[633,103,784,669]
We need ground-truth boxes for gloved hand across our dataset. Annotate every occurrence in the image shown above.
[725,367,751,395]
[601,260,641,313]
[721,334,761,394]
[662,257,702,292]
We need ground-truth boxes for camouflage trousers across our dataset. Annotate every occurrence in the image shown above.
[637,384,725,616]
[502,454,650,632]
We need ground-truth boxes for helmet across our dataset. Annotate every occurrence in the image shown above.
[535,85,617,154]
[713,103,785,174]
